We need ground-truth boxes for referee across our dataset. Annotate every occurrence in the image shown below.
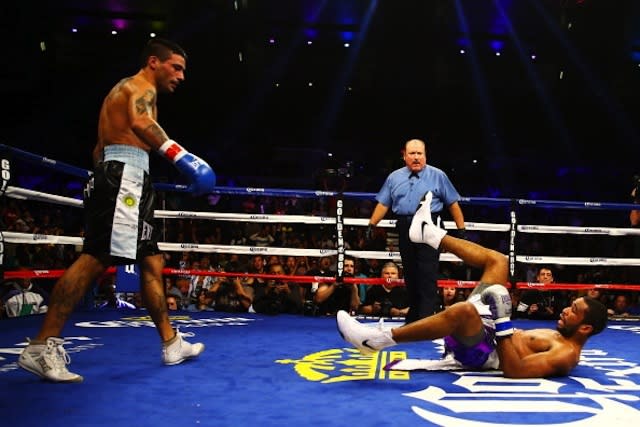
[367,138,466,323]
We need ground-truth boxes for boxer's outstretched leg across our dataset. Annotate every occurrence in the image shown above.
[409,191,447,249]
[336,311,396,354]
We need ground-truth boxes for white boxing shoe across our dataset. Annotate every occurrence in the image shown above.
[409,191,447,249]
[18,337,84,383]
[162,329,205,365]
[336,310,396,355]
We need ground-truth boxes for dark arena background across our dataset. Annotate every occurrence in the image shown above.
[3,1,640,426]
[3,0,640,199]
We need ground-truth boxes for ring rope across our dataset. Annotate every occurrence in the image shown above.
[5,184,640,238]
[4,229,640,267]
[5,267,640,295]
[3,144,640,291]
[2,143,639,211]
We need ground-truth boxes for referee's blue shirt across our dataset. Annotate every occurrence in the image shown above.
[376,165,460,215]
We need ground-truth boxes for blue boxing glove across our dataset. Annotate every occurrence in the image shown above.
[159,140,216,195]
[480,284,514,338]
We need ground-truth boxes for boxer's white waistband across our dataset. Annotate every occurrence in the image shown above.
[103,145,149,173]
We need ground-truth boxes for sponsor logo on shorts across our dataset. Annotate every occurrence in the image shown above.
[122,193,137,208]
[141,222,152,241]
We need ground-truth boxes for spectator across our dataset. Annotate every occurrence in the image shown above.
[209,262,253,313]
[249,225,275,247]
[252,263,303,315]
[242,255,267,299]
[1,270,49,318]
[305,255,334,298]
[358,261,408,318]
[166,295,179,311]
[515,266,566,320]
[585,288,609,307]
[437,286,465,312]
[608,293,640,317]
[313,255,359,316]
[97,276,136,309]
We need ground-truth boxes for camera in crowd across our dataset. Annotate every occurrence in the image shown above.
[632,174,640,202]
[315,154,355,191]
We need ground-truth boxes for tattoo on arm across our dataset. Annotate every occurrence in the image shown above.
[135,90,156,116]
[144,123,168,143]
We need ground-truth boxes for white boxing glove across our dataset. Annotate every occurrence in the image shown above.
[480,284,514,338]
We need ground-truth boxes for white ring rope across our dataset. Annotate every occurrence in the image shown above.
[5,185,83,208]
[4,184,640,266]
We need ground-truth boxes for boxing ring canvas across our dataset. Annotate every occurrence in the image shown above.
[1,310,640,427]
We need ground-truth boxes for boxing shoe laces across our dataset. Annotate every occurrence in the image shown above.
[18,337,83,383]
[162,328,205,365]
[336,310,396,355]
[408,191,447,249]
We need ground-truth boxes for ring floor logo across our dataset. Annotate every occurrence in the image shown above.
[278,343,640,426]
[0,315,255,375]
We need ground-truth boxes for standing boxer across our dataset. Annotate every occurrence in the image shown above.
[338,192,608,378]
[19,38,214,383]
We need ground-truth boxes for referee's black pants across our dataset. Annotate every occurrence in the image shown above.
[396,215,441,324]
